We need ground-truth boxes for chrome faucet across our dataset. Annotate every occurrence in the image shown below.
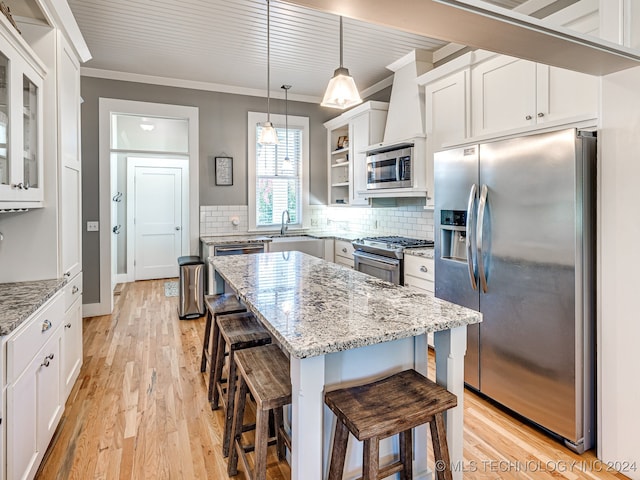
[281,210,291,235]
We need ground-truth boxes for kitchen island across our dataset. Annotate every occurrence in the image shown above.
[210,251,481,480]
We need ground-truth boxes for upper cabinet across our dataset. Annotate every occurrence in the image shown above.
[471,54,598,138]
[425,69,470,151]
[325,101,388,207]
[0,20,45,209]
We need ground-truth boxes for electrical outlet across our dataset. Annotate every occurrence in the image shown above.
[87,221,99,232]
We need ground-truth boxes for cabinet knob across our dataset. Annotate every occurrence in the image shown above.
[420,266,428,273]
[537,112,545,118]
[42,319,52,332]
[41,353,54,368]
[65,323,72,329]
[525,115,533,121]
[64,272,71,278]
[342,247,347,253]
[12,182,24,190]
[23,183,30,190]
[72,285,79,294]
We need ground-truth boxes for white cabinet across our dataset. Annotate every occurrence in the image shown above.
[5,292,65,480]
[334,239,354,268]
[0,23,46,209]
[325,101,388,207]
[425,69,469,151]
[62,274,83,398]
[403,256,434,293]
[58,32,82,280]
[424,69,470,207]
[471,55,598,137]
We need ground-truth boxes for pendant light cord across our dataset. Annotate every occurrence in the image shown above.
[339,16,343,68]
[267,0,271,122]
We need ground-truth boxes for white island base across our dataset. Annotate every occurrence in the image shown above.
[290,327,467,480]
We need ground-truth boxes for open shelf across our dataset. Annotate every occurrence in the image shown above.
[331,147,349,155]
[331,182,349,187]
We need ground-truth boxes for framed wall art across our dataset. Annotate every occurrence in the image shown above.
[215,156,233,186]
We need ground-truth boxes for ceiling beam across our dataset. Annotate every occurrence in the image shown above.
[282,0,640,75]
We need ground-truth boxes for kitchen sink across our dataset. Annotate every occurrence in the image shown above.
[267,235,325,258]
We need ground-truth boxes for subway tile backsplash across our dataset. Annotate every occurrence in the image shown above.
[200,202,434,240]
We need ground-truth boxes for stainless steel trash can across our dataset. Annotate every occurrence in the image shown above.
[178,255,205,319]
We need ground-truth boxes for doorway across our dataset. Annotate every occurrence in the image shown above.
[127,158,189,280]
[90,99,199,318]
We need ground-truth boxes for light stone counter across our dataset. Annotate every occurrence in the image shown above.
[211,251,477,359]
[0,279,67,336]
[405,246,435,259]
[211,251,479,480]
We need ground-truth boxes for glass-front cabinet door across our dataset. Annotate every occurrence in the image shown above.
[22,74,39,191]
[0,52,9,195]
[0,31,45,206]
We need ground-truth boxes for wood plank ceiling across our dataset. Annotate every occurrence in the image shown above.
[64,0,451,101]
[10,0,585,101]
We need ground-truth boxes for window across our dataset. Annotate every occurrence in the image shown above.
[248,112,309,231]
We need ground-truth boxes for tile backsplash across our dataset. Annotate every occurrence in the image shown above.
[201,201,434,240]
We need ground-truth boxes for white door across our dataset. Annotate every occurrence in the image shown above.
[132,165,184,280]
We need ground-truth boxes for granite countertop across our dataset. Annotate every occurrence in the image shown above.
[200,231,362,245]
[200,234,273,245]
[210,251,480,359]
[405,247,435,259]
[0,278,67,336]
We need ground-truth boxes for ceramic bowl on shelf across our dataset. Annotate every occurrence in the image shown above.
[335,157,348,164]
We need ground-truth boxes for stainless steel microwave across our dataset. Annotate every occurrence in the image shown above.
[366,146,413,190]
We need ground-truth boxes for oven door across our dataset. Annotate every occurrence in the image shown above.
[353,250,401,285]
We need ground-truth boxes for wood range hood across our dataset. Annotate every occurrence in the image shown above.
[282,0,640,76]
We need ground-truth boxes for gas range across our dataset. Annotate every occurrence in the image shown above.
[352,236,434,259]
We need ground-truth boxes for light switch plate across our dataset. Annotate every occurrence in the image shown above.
[87,221,99,232]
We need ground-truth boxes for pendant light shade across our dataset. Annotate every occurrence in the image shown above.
[259,0,279,145]
[321,16,362,109]
[258,121,279,144]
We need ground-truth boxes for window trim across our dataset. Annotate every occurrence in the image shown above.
[247,111,310,232]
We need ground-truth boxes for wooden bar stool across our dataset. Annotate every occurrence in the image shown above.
[213,312,272,457]
[200,293,246,402]
[228,344,292,480]
[324,369,457,480]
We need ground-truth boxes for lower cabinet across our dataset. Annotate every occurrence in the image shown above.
[334,240,355,268]
[3,290,73,480]
[403,255,435,347]
[62,275,83,398]
[403,256,434,293]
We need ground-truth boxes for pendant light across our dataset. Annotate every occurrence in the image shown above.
[321,16,362,110]
[258,0,279,145]
[281,84,292,169]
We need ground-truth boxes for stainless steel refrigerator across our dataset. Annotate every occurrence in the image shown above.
[434,128,595,453]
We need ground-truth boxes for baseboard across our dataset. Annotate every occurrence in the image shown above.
[115,273,132,284]
[82,302,111,318]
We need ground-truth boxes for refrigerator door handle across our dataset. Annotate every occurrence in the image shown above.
[466,183,478,291]
[477,184,489,293]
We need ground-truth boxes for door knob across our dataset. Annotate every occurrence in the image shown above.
[175,226,181,231]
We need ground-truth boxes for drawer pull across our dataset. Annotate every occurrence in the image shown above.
[72,285,79,294]
[42,319,52,332]
[420,266,428,273]
[64,272,71,278]
[65,323,72,329]
[342,247,347,253]
[41,353,54,368]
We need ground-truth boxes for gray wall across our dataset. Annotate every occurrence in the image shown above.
[80,77,354,304]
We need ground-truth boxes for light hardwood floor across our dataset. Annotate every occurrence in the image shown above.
[36,279,629,480]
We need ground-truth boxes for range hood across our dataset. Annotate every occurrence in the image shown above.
[367,49,434,154]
